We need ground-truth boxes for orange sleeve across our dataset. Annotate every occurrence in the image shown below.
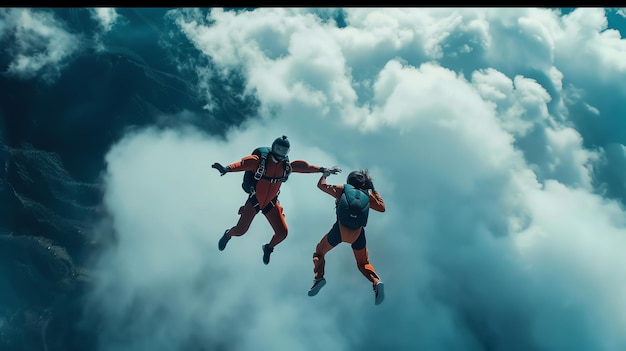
[290,160,324,174]
[317,175,343,200]
[369,191,386,212]
[226,155,260,172]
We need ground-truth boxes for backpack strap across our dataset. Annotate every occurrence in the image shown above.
[253,151,268,181]
[260,157,291,183]
[284,159,291,174]
[281,158,292,180]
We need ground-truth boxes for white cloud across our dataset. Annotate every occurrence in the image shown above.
[2,8,82,81]
[558,8,626,77]
[87,7,626,351]
[90,8,119,32]
[516,180,626,348]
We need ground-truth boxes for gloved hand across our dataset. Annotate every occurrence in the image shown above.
[321,166,342,177]
[212,163,230,176]
[328,166,342,175]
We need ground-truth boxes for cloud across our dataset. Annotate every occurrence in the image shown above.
[89,8,119,32]
[0,8,82,82]
[84,7,626,351]
[86,124,356,350]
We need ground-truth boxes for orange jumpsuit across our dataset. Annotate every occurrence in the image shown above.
[313,175,386,287]
[225,154,323,248]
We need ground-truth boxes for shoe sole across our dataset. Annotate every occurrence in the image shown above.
[308,279,326,296]
[375,282,385,305]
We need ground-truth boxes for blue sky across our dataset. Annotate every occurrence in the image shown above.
[2,7,626,351]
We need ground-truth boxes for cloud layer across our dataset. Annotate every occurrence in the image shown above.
[6,7,625,351]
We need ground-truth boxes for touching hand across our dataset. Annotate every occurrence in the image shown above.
[321,166,342,177]
[328,166,342,175]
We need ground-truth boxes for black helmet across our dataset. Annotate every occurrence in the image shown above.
[347,169,373,190]
[271,135,290,161]
[347,170,367,189]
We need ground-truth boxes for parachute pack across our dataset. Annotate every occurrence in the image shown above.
[336,184,370,229]
[241,147,292,194]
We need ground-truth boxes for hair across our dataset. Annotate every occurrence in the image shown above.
[346,169,373,190]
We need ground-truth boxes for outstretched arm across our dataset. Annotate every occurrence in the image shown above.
[227,155,261,172]
[212,155,259,175]
[290,160,326,174]
[290,160,342,175]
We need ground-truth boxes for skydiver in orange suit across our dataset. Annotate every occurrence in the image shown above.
[211,135,341,264]
[308,169,386,305]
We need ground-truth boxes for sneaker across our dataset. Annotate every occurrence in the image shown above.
[262,244,273,265]
[218,230,231,251]
[374,281,385,305]
[308,278,326,296]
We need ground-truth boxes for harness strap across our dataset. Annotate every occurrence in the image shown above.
[246,193,280,215]
[250,152,291,192]
[246,194,262,214]
[262,175,289,183]
[261,196,279,214]
[259,159,291,183]
[254,156,266,181]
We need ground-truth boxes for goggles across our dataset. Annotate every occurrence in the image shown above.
[272,144,290,160]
